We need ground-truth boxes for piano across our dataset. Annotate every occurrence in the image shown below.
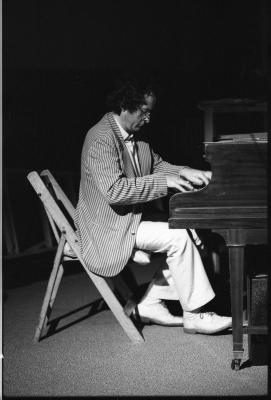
[169,135,267,370]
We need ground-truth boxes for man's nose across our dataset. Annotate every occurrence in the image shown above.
[143,115,150,123]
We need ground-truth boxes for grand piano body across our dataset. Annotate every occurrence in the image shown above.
[169,136,267,370]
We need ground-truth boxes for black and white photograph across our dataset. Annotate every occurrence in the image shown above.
[2,0,269,397]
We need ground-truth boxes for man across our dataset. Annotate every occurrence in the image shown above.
[74,75,232,334]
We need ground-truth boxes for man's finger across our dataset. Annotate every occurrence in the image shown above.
[176,183,195,192]
[199,176,208,186]
[194,174,209,186]
[190,177,203,185]
[181,180,194,190]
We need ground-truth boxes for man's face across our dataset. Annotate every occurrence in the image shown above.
[121,93,156,133]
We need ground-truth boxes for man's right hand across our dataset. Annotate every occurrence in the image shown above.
[166,175,195,192]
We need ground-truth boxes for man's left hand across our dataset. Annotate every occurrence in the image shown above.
[179,167,212,187]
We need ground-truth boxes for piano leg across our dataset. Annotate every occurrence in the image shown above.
[228,244,245,370]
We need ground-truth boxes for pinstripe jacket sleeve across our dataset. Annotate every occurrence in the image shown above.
[151,148,188,176]
[87,133,168,205]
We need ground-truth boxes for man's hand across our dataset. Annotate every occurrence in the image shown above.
[166,175,195,192]
[180,167,212,187]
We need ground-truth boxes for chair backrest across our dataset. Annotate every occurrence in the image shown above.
[27,170,81,256]
[40,170,75,220]
[39,170,76,244]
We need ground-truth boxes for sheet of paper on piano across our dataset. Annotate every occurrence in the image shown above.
[215,132,267,142]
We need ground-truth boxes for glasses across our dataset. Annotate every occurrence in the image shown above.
[138,108,152,120]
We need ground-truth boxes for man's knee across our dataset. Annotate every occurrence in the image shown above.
[169,229,191,253]
[171,228,190,241]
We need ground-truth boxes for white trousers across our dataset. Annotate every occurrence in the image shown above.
[135,221,215,311]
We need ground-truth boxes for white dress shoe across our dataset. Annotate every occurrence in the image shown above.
[183,312,232,334]
[133,301,183,326]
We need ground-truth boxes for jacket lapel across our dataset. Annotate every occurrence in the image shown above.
[137,141,151,176]
[106,112,152,177]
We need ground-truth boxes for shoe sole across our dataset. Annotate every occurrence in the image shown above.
[183,324,232,335]
[137,316,183,327]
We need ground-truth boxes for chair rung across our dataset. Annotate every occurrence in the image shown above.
[63,255,79,261]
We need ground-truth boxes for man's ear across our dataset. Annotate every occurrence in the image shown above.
[120,108,129,117]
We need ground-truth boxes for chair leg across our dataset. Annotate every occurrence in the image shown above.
[40,264,64,338]
[33,237,65,342]
[87,271,144,343]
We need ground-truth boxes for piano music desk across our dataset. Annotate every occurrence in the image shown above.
[198,98,267,142]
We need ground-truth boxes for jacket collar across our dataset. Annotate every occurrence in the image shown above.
[105,112,150,177]
[106,112,125,147]
[106,112,138,176]
[112,114,135,143]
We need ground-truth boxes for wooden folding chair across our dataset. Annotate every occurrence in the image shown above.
[27,169,145,344]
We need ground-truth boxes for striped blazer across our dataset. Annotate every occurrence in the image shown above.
[74,112,183,277]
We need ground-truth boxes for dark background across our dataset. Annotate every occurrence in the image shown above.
[3,0,269,264]
[3,0,269,172]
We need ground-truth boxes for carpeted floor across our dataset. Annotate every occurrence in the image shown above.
[3,253,269,397]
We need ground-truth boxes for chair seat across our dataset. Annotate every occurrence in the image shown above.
[63,242,78,259]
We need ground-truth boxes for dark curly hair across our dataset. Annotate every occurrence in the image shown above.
[106,73,158,114]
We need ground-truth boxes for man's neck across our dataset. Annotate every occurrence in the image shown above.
[113,113,132,134]
[113,113,130,138]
